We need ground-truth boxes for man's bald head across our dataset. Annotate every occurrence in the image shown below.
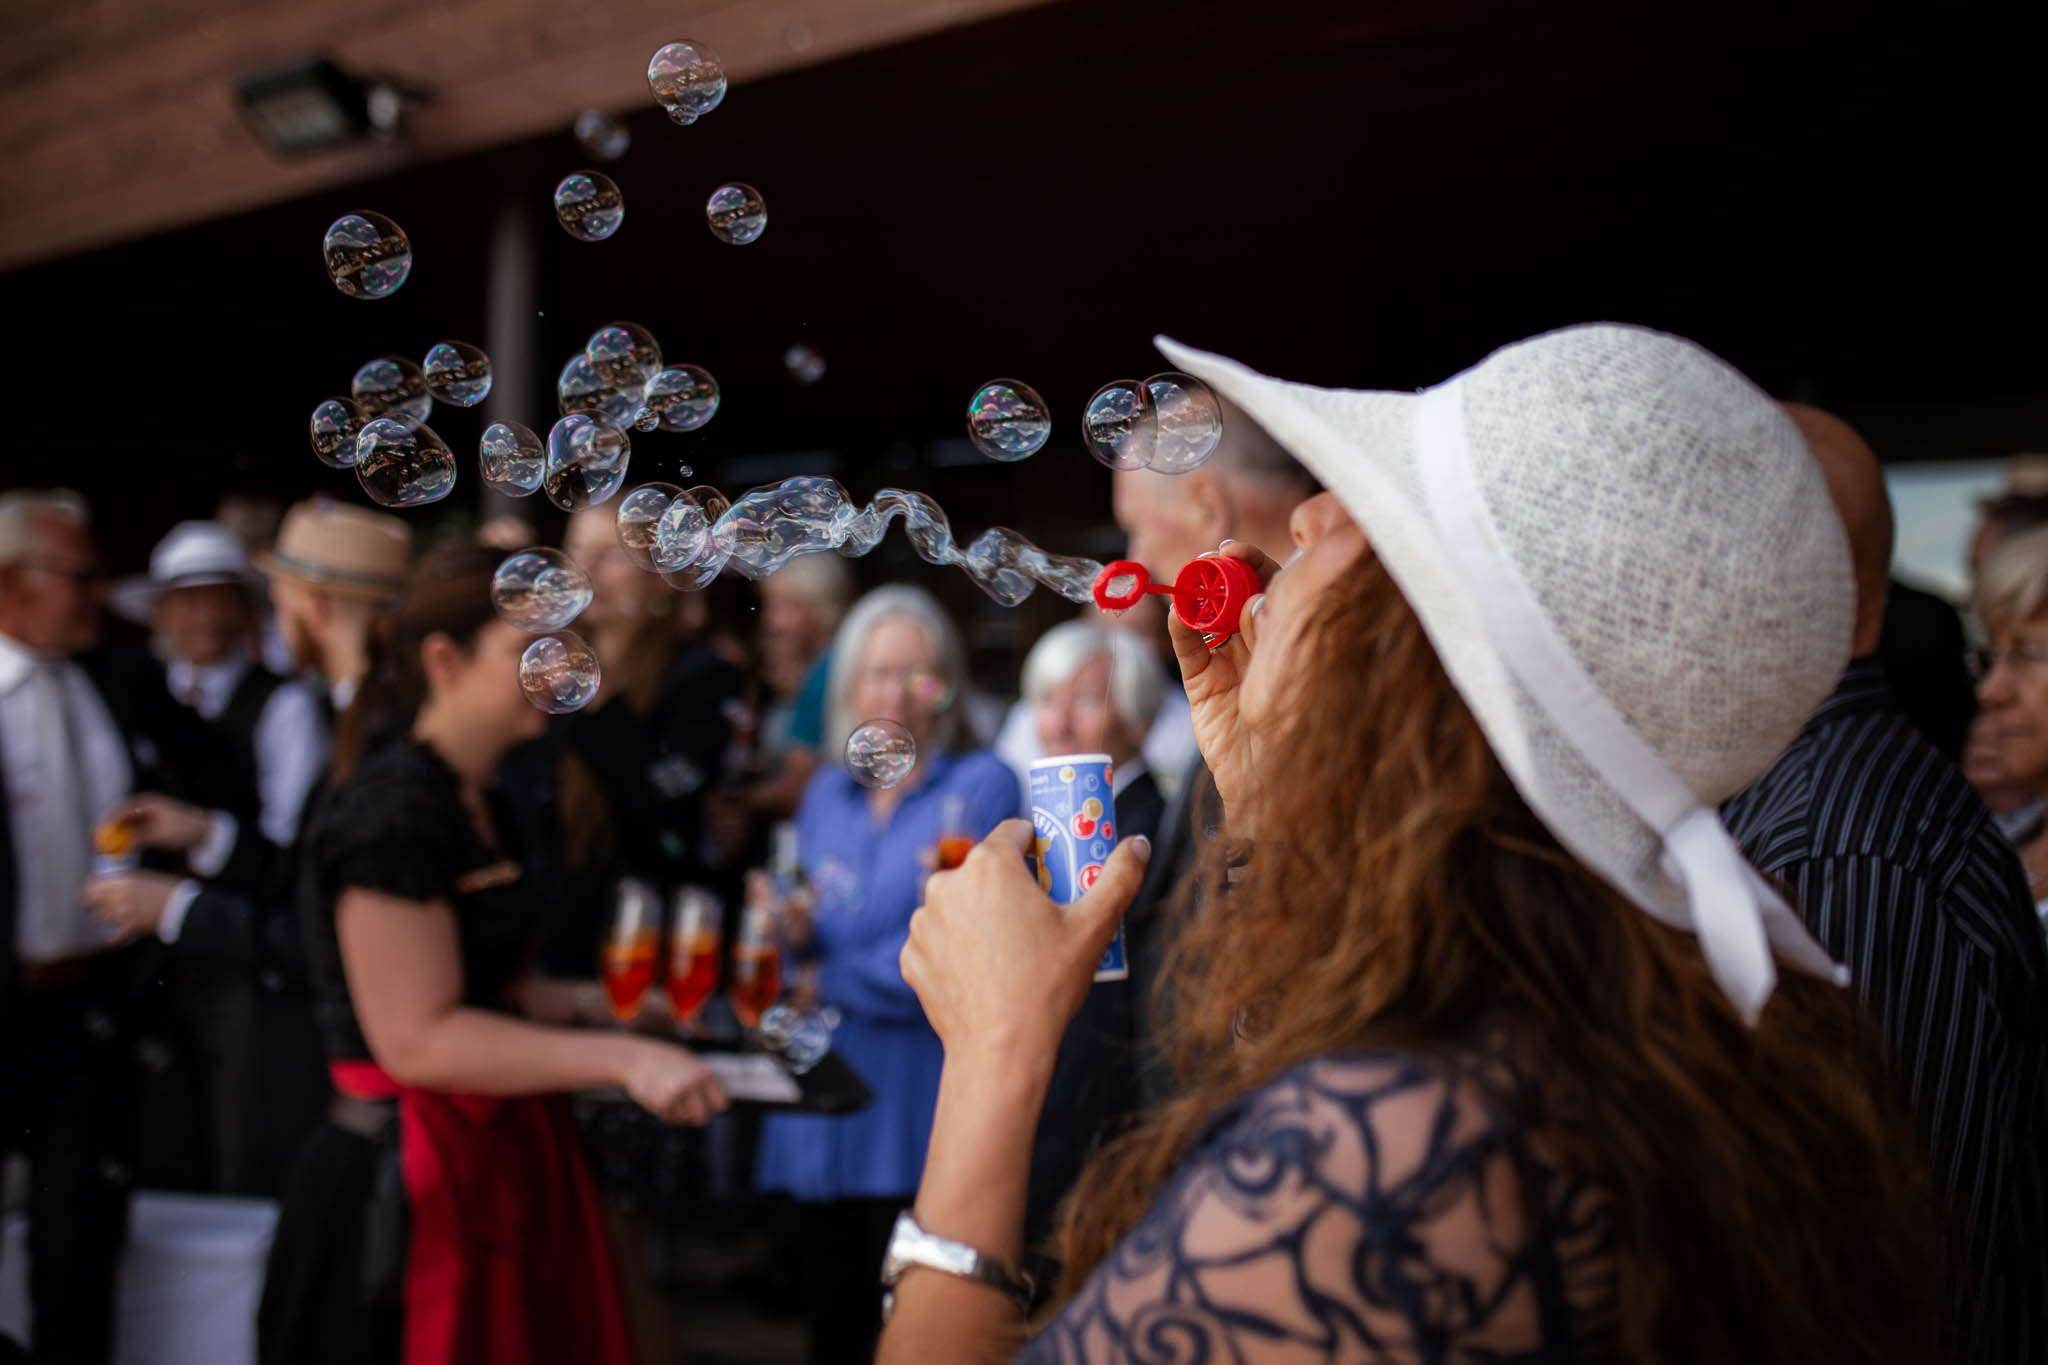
[1784,402,1893,656]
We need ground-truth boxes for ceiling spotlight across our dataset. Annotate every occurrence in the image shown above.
[235,57,431,158]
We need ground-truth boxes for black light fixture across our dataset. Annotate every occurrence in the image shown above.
[235,57,430,158]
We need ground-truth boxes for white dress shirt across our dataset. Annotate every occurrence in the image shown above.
[164,651,328,849]
[0,632,133,962]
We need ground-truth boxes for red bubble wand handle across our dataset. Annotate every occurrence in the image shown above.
[1092,557,1262,644]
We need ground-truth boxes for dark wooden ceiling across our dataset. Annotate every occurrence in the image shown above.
[0,0,1051,270]
[1,0,2041,660]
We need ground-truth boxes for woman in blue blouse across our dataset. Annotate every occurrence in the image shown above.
[756,583,1020,1365]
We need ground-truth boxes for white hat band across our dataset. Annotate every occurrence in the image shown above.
[1413,380,1846,1024]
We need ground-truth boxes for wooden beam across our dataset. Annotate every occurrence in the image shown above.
[0,0,1055,271]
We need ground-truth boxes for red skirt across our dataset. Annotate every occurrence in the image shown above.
[331,1061,632,1365]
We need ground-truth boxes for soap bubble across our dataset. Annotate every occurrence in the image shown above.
[310,397,365,468]
[784,344,826,386]
[660,487,732,591]
[479,421,545,495]
[1142,372,1224,474]
[422,341,493,407]
[558,352,646,431]
[353,356,432,423]
[520,632,602,714]
[586,322,662,390]
[639,365,719,433]
[555,171,624,242]
[616,484,684,572]
[845,719,916,789]
[647,41,726,125]
[322,211,411,299]
[706,183,766,244]
[573,110,629,161]
[966,380,1051,461]
[1081,380,1153,471]
[491,548,593,631]
[545,413,631,511]
[354,417,455,508]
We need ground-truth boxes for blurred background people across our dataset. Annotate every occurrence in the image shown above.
[259,544,726,1365]
[499,506,745,1360]
[753,584,1018,1365]
[748,554,853,822]
[1971,524,2048,922]
[256,499,413,715]
[0,491,144,1364]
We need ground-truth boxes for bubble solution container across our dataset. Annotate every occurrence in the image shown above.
[1030,753,1127,982]
[1092,556,1261,641]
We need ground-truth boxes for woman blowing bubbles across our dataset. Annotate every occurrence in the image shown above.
[882,327,1942,1363]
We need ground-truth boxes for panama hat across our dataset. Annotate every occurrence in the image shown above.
[111,521,257,623]
[1155,323,1852,1024]
[253,498,411,601]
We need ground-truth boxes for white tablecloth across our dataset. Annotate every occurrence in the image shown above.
[0,1192,277,1364]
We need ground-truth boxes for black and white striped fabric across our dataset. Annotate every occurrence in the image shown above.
[1724,657,2048,1362]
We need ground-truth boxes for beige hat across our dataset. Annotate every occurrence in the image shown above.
[1155,324,1852,1024]
[254,498,411,599]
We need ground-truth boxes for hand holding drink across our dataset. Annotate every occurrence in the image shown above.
[1029,753,1130,981]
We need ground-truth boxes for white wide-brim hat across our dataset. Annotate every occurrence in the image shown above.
[1156,323,1853,1023]
[111,520,257,624]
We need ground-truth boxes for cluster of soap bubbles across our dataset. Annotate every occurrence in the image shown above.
[322,211,412,299]
[490,549,603,713]
[306,343,496,508]
[1080,372,1225,473]
[845,719,917,790]
[960,373,1222,472]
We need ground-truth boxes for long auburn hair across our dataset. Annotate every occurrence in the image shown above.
[1053,552,1945,1363]
[330,542,501,783]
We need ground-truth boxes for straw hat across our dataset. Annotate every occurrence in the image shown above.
[254,498,411,601]
[111,521,257,623]
[1155,323,1852,1023]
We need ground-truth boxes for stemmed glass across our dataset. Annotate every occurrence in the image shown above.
[666,887,722,1035]
[601,876,662,1023]
[726,895,782,1036]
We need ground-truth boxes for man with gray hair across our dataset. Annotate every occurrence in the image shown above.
[0,490,144,1362]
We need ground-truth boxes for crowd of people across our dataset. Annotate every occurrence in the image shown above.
[3,322,2047,1364]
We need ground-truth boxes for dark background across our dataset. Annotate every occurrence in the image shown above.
[3,0,2042,667]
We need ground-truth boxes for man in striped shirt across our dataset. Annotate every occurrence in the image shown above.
[1724,405,2048,1362]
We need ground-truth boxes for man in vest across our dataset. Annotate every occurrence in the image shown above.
[82,521,326,1194]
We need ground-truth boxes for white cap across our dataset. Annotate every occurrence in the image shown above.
[111,521,256,623]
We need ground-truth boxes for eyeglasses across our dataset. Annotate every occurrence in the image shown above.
[1966,641,2048,680]
[854,665,954,710]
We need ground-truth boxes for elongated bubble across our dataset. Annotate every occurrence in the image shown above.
[672,476,1100,606]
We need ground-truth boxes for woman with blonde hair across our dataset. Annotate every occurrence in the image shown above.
[881,326,1941,1363]
[756,583,1021,1365]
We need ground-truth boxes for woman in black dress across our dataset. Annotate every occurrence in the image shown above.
[259,545,726,1365]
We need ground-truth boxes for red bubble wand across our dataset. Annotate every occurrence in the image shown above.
[1092,556,1262,645]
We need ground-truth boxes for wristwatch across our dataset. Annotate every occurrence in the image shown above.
[879,1209,1034,1321]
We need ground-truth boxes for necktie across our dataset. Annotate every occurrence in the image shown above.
[26,660,95,958]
